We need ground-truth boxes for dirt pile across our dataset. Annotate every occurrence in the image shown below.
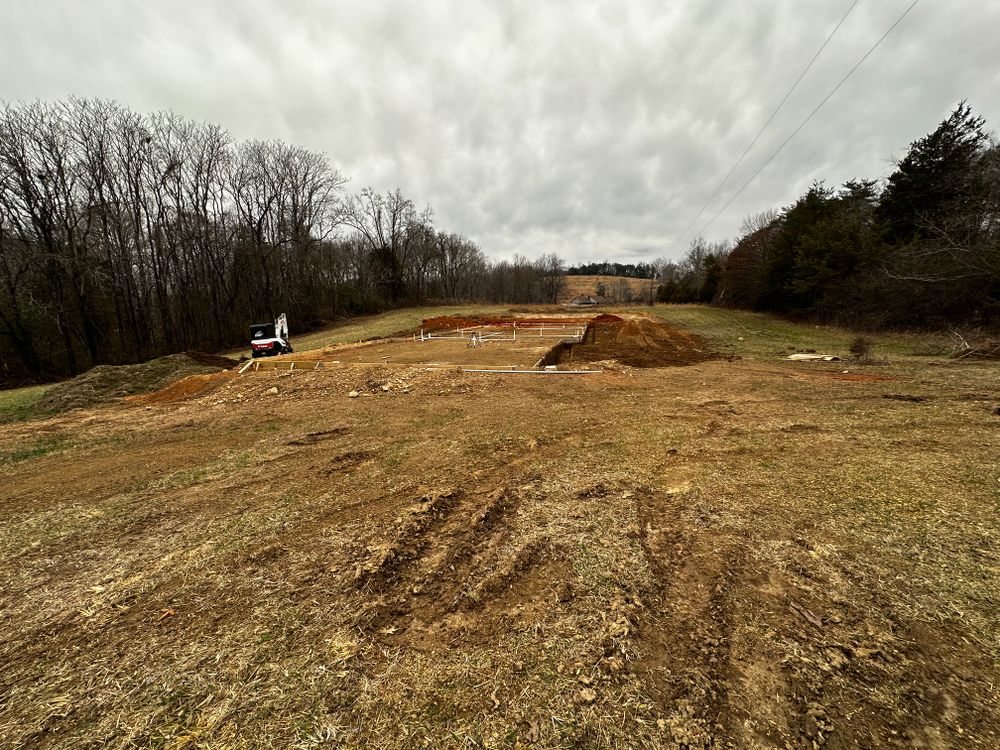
[559,316,716,367]
[129,371,235,405]
[183,351,241,369]
[37,352,238,412]
[421,315,486,331]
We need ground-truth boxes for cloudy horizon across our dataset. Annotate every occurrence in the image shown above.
[3,0,998,263]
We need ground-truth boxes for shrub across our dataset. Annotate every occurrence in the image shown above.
[850,336,872,360]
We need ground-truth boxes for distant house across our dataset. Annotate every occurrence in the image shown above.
[566,295,604,307]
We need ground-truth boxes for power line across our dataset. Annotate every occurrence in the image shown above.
[692,0,921,241]
[669,0,861,255]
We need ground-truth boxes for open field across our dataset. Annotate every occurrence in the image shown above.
[651,305,955,360]
[2,305,998,749]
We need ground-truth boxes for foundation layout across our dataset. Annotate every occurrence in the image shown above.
[238,313,717,375]
[241,315,602,374]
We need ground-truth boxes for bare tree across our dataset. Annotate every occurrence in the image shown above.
[0,97,573,382]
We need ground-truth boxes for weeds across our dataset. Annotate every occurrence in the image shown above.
[653,304,952,359]
[0,384,51,424]
[0,436,67,464]
[849,336,872,360]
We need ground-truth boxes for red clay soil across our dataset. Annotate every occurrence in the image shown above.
[421,315,596,332]
[128,371,236,404]
[421,316,487,331]
[559,316,716,368]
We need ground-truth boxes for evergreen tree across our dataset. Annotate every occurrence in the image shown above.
[877,102,987,244]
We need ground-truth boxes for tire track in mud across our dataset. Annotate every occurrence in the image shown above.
[634,484,745,749]
[352,482,560,643]
[741,538,1000,749]
[631,484,1000,749]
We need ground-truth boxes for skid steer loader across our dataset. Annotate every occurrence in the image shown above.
[249,313,293,358]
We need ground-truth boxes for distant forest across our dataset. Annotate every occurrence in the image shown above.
[657,103,999,329]
[0,99,565,382]
[2,99,997,383]
[566,262,656,279]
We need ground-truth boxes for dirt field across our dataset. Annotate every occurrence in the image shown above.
[271,314,593,370]
[276,336,554,369]
[1,306,998,749]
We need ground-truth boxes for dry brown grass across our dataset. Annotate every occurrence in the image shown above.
[1,307,998,749]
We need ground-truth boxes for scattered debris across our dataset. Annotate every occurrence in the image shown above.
[952,343,1000,360]
[286,428,349,446]
[787,353,841,362]
[790,600,824,629]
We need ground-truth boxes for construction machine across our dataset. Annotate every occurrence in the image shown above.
[249,313,293,358]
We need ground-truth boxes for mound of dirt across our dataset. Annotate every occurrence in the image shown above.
[129,371,235,405]
[559,317,716,368]
[37,352,238,412]
[421,316,485,332]
[184,351,241,369]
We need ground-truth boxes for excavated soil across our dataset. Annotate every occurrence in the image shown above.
[420,314,595,332]
[36,352,239,412]
[558,315,718,367]
[128,371,236,404]
[182,351,241,369]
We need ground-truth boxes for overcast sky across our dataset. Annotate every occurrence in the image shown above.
[3,1,998,263]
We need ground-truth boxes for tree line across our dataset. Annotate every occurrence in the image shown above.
[654,102,999,329]
[0,98,567,383]
[566,261,656,279]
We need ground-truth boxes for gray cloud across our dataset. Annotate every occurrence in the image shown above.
[3,0,998,262]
